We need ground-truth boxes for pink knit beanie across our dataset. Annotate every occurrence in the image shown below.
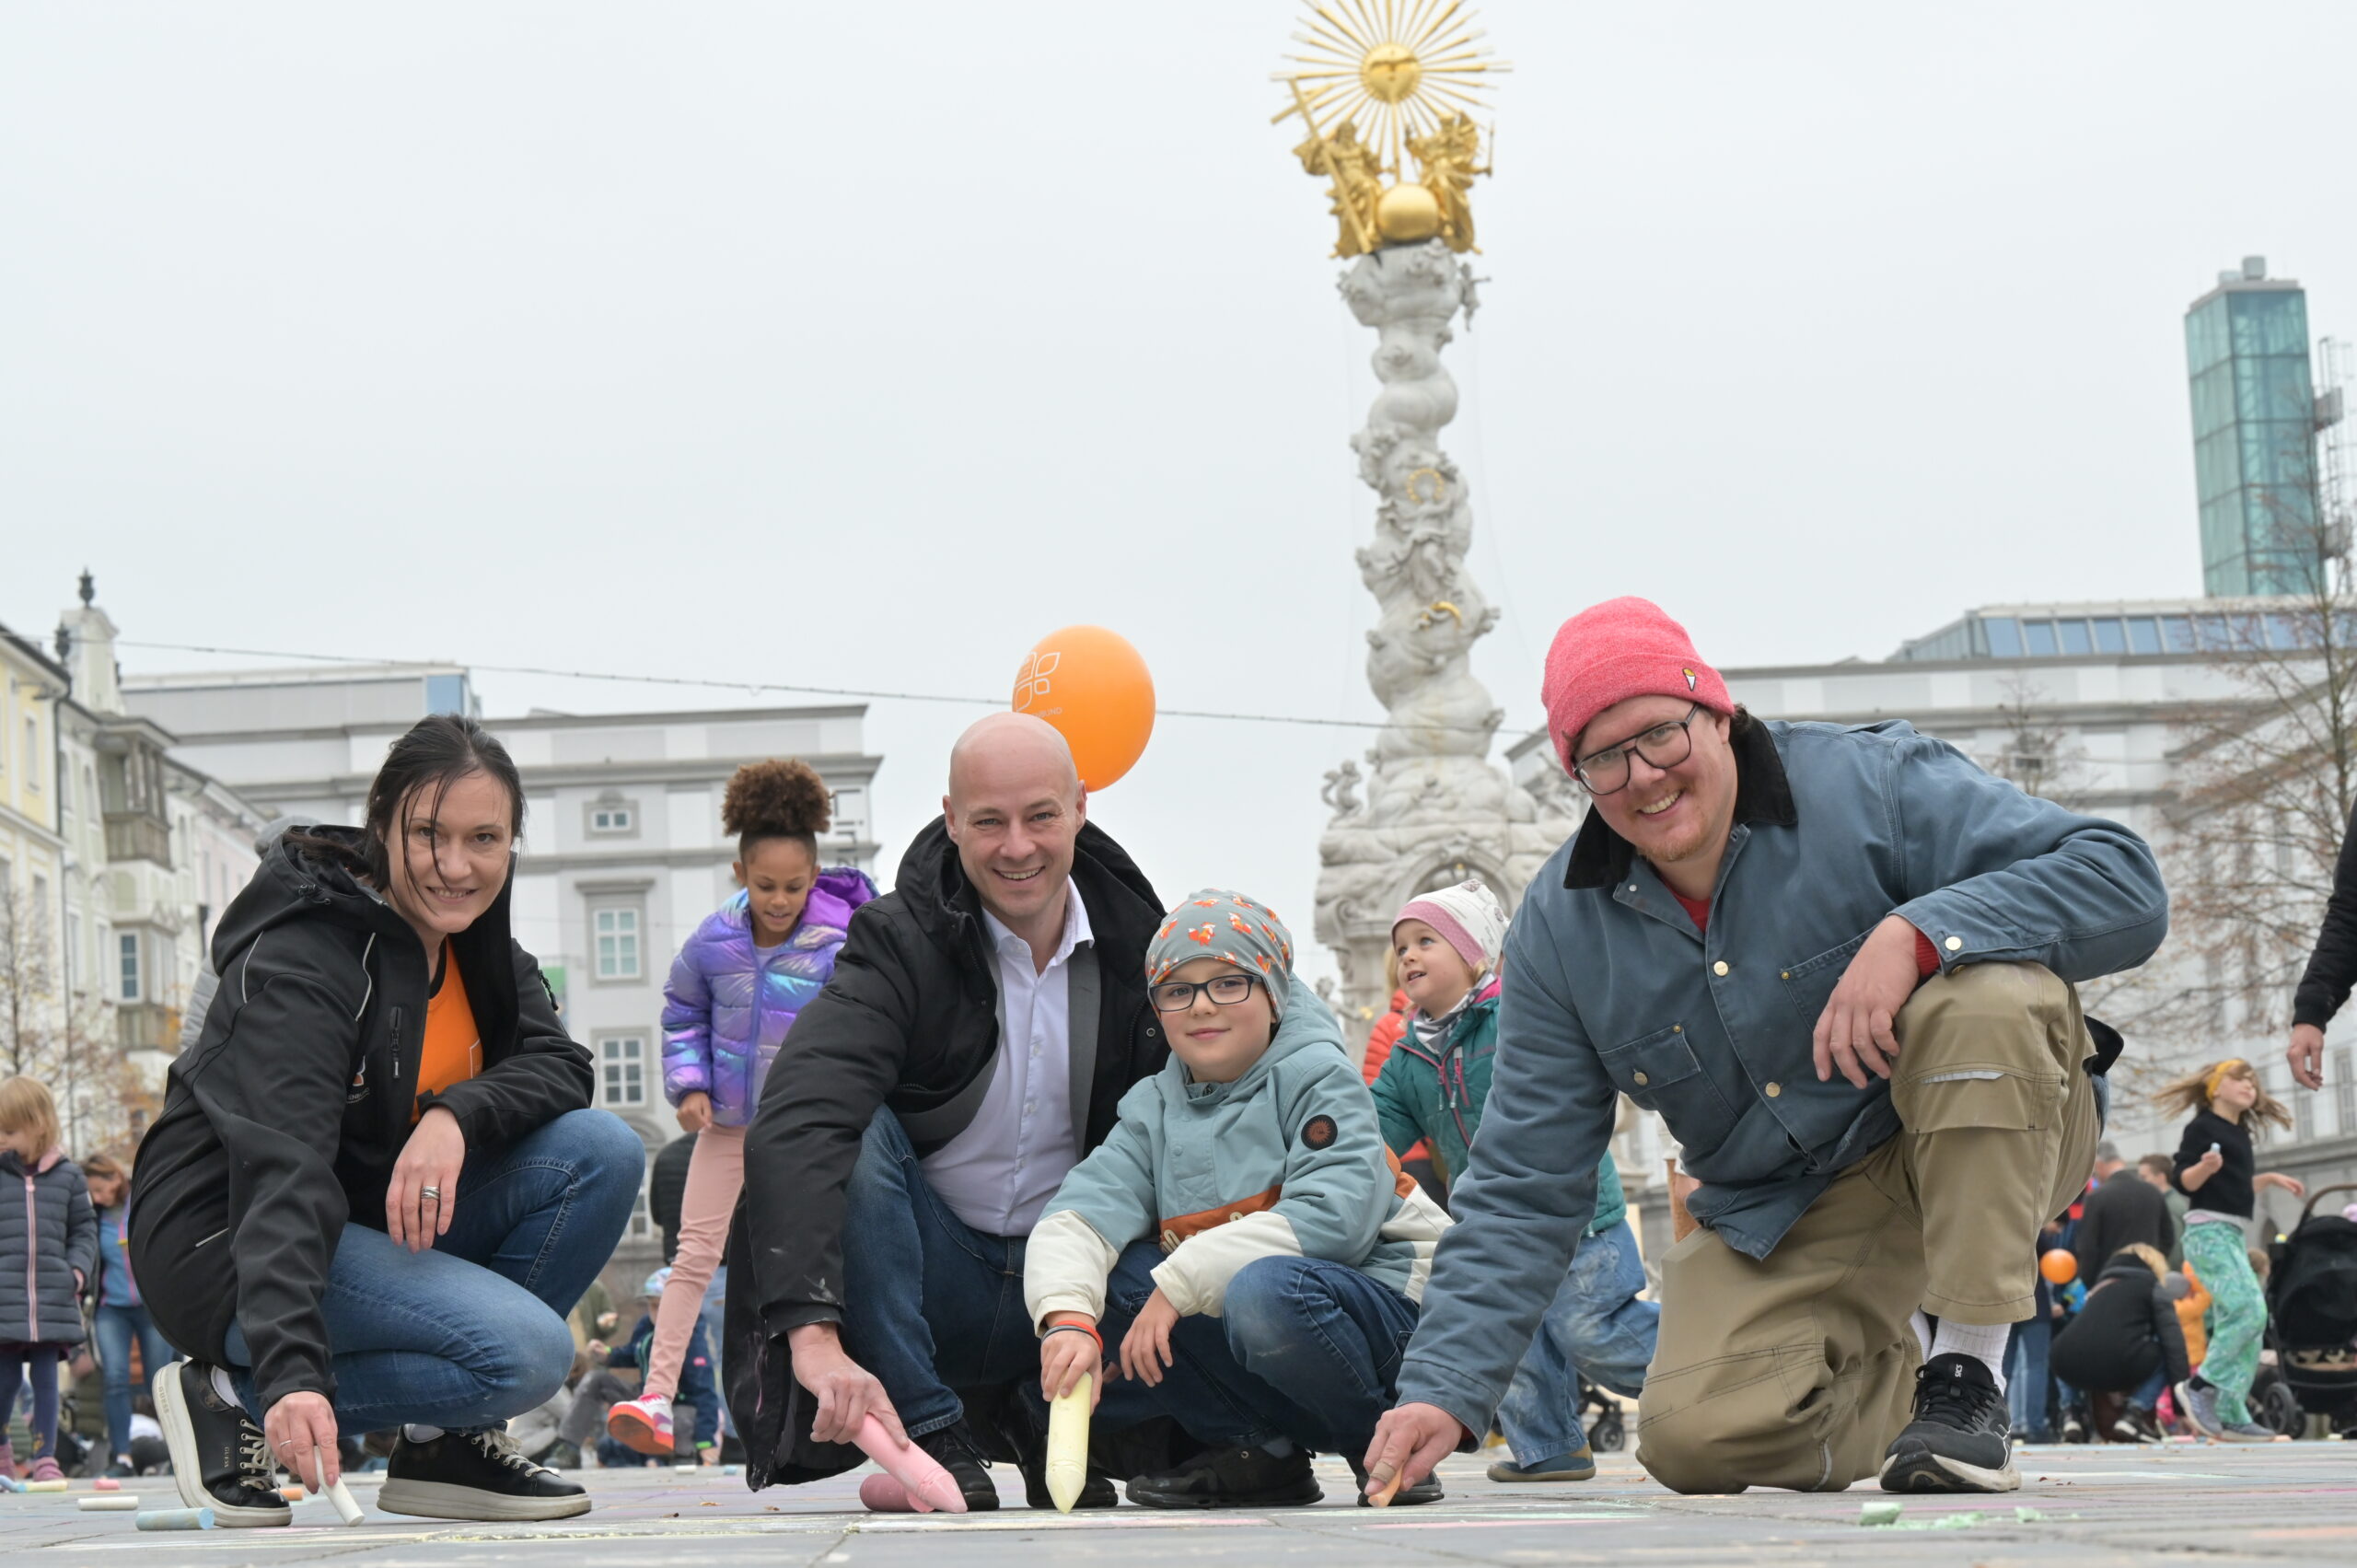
[1393,878,1507,978]
[1541,598,1734,771]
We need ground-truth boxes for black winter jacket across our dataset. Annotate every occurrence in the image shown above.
[0,1147,98,1345]
[2295,796,2357,1028]
[2072,1168,2177,1287]
[129,830,594,1411]
[2049,1258,2190,1394]
[726,817,1167,1486]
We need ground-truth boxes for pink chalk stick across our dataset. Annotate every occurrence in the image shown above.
[858,1473,925,1513]
[853,1414,969,1515]
[93,1477,122,1492]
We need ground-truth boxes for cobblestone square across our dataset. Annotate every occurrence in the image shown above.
[9,1444,2357,1567]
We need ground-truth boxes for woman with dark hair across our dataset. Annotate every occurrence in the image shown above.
[130,714,642,1526]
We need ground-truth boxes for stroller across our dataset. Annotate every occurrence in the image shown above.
[2266,1182,2357,1434]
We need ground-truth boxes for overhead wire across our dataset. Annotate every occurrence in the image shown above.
[116,639,1539,738]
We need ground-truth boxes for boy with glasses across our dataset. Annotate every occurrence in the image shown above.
[1025,891,1454,1508]
[1365,597,2167,1498]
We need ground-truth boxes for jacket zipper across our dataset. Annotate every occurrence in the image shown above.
[23,1172,38,1342]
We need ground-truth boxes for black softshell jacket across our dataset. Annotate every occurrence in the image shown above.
[129,830,593,1411]
[725,818,1167,1486]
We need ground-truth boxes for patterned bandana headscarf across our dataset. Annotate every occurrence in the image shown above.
[1147,889,1295,1018]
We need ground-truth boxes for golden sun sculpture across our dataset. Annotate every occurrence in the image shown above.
[1272,2,1508,258]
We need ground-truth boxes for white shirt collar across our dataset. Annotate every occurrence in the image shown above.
[980,877,1092,973]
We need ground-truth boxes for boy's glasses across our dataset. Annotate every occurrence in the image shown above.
[1151,973,1262,1013]
[1572,703,1702,796]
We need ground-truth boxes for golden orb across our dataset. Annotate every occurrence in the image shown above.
[1376,180,1441,242]
[1361,42,1422,103]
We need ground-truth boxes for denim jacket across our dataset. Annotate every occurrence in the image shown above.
[1395,718,2167,1439]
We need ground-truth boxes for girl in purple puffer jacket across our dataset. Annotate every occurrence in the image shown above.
[607,761,875,1457]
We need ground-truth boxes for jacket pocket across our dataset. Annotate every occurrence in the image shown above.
[1779,929,1874,1033]
[1595,1025,1733,1144]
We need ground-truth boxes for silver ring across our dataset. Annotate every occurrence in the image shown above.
[420,1186,442,1201]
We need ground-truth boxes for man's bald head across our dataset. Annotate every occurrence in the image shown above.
[946,712,1081,807]
[943,712,1087,942]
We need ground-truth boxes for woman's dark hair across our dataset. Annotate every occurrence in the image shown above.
[723,759,830,865]
[289,714,526,889]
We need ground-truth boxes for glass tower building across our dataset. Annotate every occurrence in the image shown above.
[2186,257,2322,597]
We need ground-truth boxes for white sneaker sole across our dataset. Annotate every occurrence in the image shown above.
[377,1479,594,1521]
[149,1363,290,1527]
[1878,1446,2021,1493]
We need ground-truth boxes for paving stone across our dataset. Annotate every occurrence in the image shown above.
[5,1443,2351,1566]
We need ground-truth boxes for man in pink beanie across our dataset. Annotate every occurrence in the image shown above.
[1365,597,2170,1499]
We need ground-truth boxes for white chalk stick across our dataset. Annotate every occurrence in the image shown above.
[79,1495,143,1511]
[316,1446,366,1526]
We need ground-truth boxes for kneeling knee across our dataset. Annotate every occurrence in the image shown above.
[505,1309,581,1415]
[1221,1258,1312,1355]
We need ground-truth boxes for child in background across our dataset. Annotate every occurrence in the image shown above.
[0,1077,98,1482]
[598,1271,720,1465]
[2159,1058,2304,1441]
[80,1152,175,1478]
[606,761,875,1456]
[1028,891,1454,1509]
[1366,880,1658,1483]
[1359,989,1443,1202]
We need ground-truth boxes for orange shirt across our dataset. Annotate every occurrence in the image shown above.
[416,944,482,1120]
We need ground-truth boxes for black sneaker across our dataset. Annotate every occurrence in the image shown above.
[1350,1456,1446,1506]
[377,1428,592,1520]
[1879,1353,2019,1493]
[1125,1446,1322,1510]
[2110,1406,2165,1446]
[913,1422,1001,1512]
[1011,1429,1117,1510]
[150,1361,290,1527]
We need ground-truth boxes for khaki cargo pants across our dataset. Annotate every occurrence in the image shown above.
[1634,962,2099,1494]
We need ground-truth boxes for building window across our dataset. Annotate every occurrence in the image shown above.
[119,932,141,1002]
[2126,617,2162,655]
[598,1034,648,1107]
[1982,617,2022,658]
[594,905,642,981]
[2023,620,2058,657]
[2337,1050,2355,1138]
[24,716,39,788]
[2293,1068,2315,1143]
[586,798,637,837]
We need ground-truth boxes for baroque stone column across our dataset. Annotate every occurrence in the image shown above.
[1314,238,1579,1030]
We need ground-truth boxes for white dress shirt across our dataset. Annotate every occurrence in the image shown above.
[919,881,1090,1237]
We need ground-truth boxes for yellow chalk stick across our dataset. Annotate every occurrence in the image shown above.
[1045,1376,1091,1514]
[23,1480,70,1493]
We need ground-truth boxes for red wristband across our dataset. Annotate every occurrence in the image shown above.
[1043,1320,1103,1352]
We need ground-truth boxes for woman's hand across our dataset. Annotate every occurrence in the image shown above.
[2258,1170,2308,1198]
[264,1391,341,1490]
[676,1092,714,1134]
[1039,1313,1103,1407]
[387,1106,466,1252]
[1119,1289,1179,1388]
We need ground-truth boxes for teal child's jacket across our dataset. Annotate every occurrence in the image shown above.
[1370,981,1626,1237]
[1025,989,1452,1323]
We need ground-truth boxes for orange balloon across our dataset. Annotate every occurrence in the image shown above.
[2039,1249,2078,1285]
[1011,626,1155,792]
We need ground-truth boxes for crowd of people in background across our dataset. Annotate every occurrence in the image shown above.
[7,596,2357,1521]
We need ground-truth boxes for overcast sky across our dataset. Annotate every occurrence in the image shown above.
[6,2,2354,988]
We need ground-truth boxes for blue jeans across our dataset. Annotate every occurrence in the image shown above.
[94,1303,178,1461]
[2005,1316,2053,1440]
[1092,1241,1422,1457]
[2127,1364,2168,1412]
[841,1110,1111,1439]
[1492,1220,1659,1466]
[223,1109,642,1433]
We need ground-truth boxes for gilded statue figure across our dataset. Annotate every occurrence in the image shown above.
[1294,117,1384,258]
[1408,112,1486,253]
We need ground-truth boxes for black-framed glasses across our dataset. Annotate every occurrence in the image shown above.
[1151,973,1262,1013]
[1572,703,1701,795]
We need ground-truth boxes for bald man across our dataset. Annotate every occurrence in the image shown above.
[726,714,1170,1508]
